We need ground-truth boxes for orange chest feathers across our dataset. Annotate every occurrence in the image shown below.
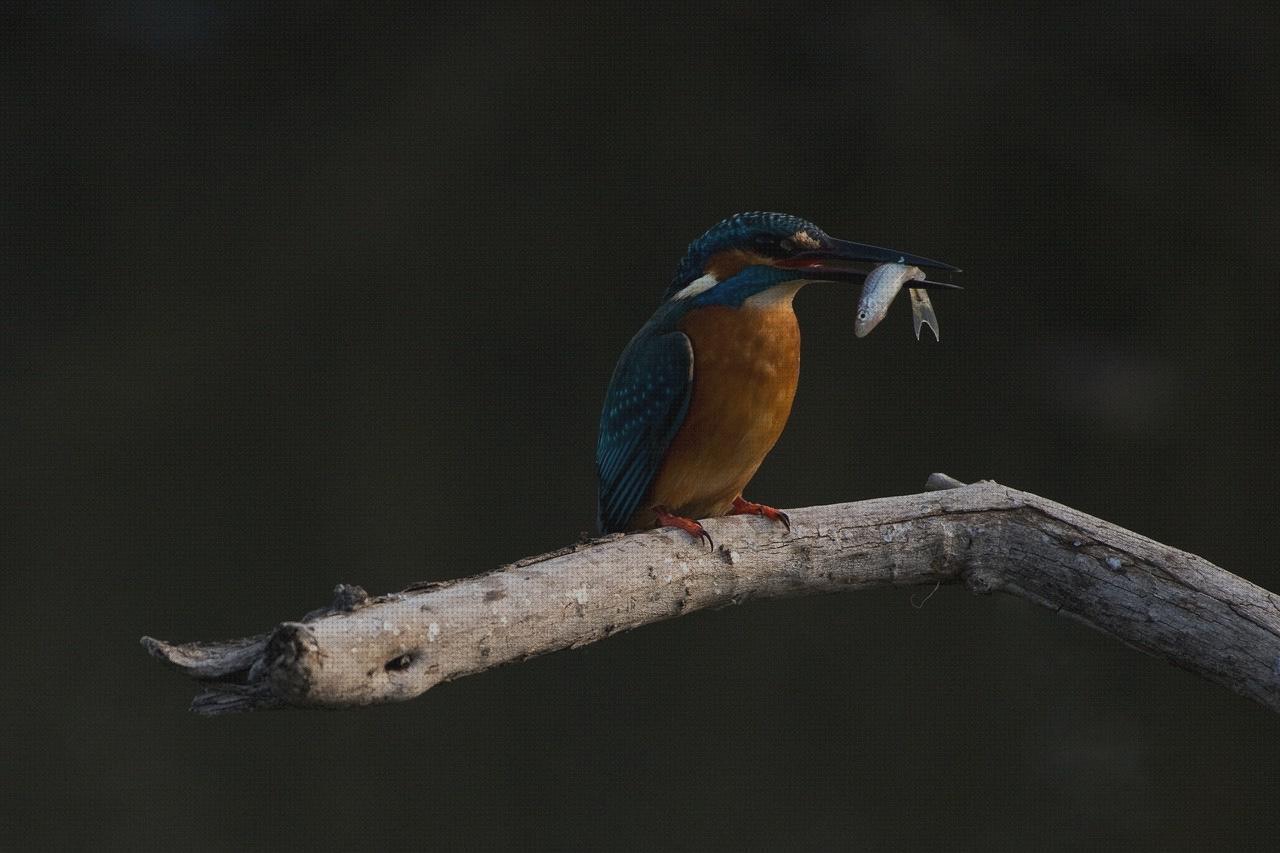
[637,297,802,525]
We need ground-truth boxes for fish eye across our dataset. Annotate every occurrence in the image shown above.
[779,237,797,253]
[857,310,868,320]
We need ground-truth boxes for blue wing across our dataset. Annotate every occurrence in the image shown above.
[596,329,694,533]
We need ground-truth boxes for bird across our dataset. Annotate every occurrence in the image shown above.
[595,212,959,546]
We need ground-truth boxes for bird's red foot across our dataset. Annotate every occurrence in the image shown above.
[731,496,791,532]
[652,506,713,549]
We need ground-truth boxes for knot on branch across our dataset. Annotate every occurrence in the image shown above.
[302,583,371,622]
[265,622,321,703]
[962,564,1003,595]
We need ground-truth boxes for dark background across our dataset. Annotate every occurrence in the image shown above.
[7,2,1280,849]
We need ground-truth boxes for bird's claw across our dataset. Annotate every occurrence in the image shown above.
[731,496,791,532]
[652,506,714,549]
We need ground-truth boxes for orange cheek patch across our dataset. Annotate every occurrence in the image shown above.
[704,249,767,281]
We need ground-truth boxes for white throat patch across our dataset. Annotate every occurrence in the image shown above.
[743,280,806,309]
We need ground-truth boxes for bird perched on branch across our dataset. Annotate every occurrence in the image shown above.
[596,212,959,545]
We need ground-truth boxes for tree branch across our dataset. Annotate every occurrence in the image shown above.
[142,475,1280,715]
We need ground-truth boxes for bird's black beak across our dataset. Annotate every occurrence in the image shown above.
[775,237,962,289]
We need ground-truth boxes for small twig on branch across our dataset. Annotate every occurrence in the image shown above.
[142,475,1280,715]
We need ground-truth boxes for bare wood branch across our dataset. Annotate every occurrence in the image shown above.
[142,475,1280,715]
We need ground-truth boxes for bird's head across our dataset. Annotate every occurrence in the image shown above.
[663,212,959,307]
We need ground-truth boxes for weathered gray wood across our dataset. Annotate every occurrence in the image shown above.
[142,476,1280,715]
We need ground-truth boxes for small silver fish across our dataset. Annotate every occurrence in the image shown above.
[854,263,924,338]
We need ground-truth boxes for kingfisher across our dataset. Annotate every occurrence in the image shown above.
[595,212,959,545]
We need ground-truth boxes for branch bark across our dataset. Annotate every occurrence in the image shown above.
[142,476,1280,715]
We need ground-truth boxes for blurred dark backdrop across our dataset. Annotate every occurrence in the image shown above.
[6,2,1280,849]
